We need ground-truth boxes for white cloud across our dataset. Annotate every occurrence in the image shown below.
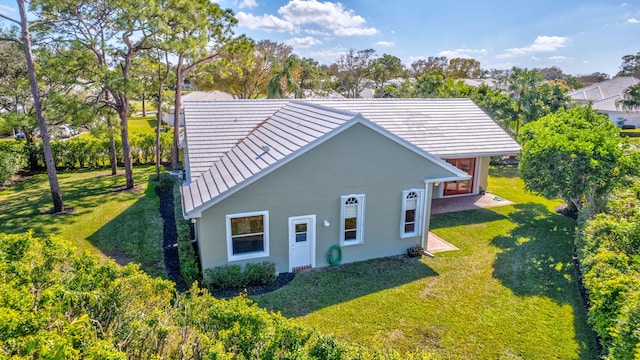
[278,0,377,36]
[285,36,322,48]
[333,26,377,36]
[305,28,331,36]
[235,12,295,32]
[627,18,640,23]
[497,36,568,59]
[0,4,15,13]
[438,48,487,59]
[548,55,568,60]
[376,41,395,47]
[239,0,258,9]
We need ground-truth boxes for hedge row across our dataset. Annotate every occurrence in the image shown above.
[21,132,173,170]
[1,232,443,359]
[0,141,26,185]
[204,262,277,289]
[578,179,640,359]
[171,176,200,287]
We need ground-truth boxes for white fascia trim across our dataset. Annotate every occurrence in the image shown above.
[423,175,471,184]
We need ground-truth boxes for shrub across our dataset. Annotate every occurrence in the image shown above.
[204,262,277,289]
[577,179,640,358]
[244,261,276,286]
[158,172,174,192]
[0,142,25,185]
[205,264,245,289]
[172,180,200,286]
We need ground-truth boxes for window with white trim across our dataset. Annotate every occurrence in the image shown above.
[400,189,424,238]
[226,211,269,261]
[340,194,365,246]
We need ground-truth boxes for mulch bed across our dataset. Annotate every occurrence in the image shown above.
[156,186,187,292]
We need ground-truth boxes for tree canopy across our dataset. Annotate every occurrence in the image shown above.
[518,106,637,215]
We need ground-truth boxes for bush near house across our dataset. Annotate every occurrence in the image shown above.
[577,179,640,359]
[204,262,277,290]
[172,177,200,286]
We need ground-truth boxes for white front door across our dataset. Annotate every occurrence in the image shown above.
[288,215,316,272]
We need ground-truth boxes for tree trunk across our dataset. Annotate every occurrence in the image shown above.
[142,92,147,117]
[156,90,163,181]
[118,103,134,189]
[18,0,63,212]
[108,120,117,175]
[172,56,184,170]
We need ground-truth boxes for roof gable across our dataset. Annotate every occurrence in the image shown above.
[181,101,469,217]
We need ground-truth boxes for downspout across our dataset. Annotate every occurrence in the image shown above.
[420,180,436,258]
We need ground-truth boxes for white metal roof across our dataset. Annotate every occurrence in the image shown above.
[569,77,640,112]
[183,98,520,182]
[181,101,471,216]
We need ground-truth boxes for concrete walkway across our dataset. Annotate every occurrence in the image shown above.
[426,232,459,253]
[431,192,514,215]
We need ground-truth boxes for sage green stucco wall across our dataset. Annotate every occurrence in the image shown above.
[196,123,459,274]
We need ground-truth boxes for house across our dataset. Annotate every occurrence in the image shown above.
[180,99,520,274]
[568,77,640,127]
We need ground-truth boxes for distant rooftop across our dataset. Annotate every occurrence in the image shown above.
[568,77,640,112]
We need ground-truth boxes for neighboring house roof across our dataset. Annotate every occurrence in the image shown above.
[181,101,471,217]
[181,91,235,101]
[461,78,504,90]
[568,77,640,112]
[183,98,520,181]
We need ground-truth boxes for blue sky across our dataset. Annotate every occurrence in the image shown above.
[212,0,640,76]
[1,0,638,76]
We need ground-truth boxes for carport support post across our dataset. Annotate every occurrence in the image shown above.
[421,180,436,258]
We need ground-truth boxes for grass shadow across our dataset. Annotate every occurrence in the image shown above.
[252,255,438,317]
[430,207,507,230]
[489,164,520,178]
[491,202,600,358]
[86,174,164,278]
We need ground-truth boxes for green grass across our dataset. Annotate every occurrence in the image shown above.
[253,165,599,359]
[0,166,165,277]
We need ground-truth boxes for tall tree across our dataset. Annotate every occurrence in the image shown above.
[32,0,167,189]
[335,48,375,98]
[616,84,640,112]
[194,39,290,100]
[519,106,637,216]
[267,54,301,99]
[447,57,482,79]
[410,56,448,78]
[617,51,640,78]
[368,53,404,98]
[167,0,236,170]
[506,67,545,137]
[0,0,63,212]
[297,57,327,94]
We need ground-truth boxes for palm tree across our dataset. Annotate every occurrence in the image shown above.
[268,55,301,99]
[616,84,640,112]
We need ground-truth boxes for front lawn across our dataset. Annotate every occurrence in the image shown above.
[0,166,165,277]
[253,166,600,359]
